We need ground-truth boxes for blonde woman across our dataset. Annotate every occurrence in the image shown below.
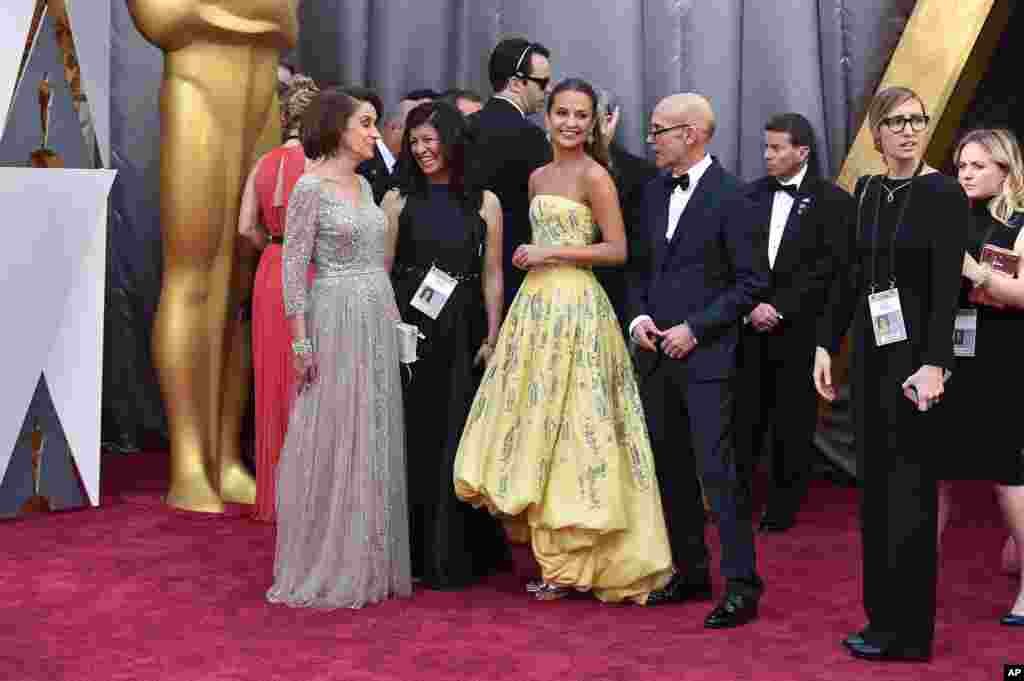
[813,86,968,661]
[939,128,1024,626]
[237,74,318,522]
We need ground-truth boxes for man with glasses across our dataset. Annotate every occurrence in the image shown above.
[627,93,768,627]
[466,38,554,311]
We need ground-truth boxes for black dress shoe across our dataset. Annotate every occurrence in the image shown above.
[704,591,758,628]
[758,512,795,533]
[1001,613,1024,626]
[845,638,931,662]
[841,629,869,649]
[646,573,712,606]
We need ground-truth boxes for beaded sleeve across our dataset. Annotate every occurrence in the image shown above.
[282,175,319,316]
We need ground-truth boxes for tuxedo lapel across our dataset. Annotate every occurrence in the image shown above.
[665,165,717,258]
[651,179,672,273]
[773,176,817,272]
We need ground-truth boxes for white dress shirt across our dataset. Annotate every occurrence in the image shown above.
[767,162,808,269]
[377,140,396,174]
[628,154,713,340]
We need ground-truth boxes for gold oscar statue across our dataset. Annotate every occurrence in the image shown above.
[19,419,52,514]
[127,0,297,512]
[29,72,63,168]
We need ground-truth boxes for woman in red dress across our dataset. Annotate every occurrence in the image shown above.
[238,75,319,522]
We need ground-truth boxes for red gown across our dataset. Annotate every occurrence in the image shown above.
[251,143,307,522]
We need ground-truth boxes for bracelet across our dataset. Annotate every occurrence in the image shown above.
[975,262,993,289]
[292,338,313,356]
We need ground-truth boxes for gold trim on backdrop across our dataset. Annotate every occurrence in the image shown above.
[836,0,1001,192]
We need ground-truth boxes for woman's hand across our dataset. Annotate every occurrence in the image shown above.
[473,342,494,368]
[511,245,550,270]
[293,351,319,394]
[812,346,836,402]
[901,364,945,412]
[968,285,1007,309]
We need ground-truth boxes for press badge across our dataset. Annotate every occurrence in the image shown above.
[952,308,977,358]
[410,265,458,320]
[868,288,908,347]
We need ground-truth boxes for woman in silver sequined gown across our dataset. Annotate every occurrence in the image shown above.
[267,88,412,609]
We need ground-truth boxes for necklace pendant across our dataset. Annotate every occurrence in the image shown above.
[886,193,894,203]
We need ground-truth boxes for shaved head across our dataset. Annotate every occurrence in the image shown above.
[648,92,716,173]
[654,93,716,139]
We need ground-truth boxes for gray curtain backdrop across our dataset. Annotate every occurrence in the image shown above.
[106,0,916,445]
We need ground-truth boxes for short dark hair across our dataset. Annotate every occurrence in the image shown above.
[301,86,380,159]
[488,38,550,91]
[404,89,440,102]
[442,88,482,107]
[765,112,820,177]
[396,101,482,213]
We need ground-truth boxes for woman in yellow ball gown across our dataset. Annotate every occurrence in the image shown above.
[454,78,673,604]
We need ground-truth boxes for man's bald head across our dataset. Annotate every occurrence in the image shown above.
[648,92,716,173]
[654,93,716,140]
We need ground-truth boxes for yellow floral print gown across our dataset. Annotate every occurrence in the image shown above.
[453,194,673,604]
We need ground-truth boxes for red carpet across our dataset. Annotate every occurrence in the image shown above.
[0,451,1018,681]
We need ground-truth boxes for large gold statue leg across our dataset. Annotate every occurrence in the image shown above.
[218,97,283,504]
[127,0,297,513]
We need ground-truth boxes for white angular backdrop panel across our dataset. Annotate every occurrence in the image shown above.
[0,1,38,140]
[0,168,116,505]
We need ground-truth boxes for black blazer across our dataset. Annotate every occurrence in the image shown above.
[465,98,552,304]
[627,158,769,381]
[743,174,855,332]
[596,143,660,325]
[356,146,396,205]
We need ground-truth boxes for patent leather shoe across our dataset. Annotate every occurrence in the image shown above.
[703,591,758,628]
[757,511,795,533]
[646,573,712,606]
[844,638,931,662]
[1001,612,1024,626]
[841,629,869,649]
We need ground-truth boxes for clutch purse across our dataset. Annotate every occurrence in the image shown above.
[980,243,1020,277]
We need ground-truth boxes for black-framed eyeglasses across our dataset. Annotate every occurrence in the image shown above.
[520,75,550,91]
[880,114,930,133]
[646,123,693,140]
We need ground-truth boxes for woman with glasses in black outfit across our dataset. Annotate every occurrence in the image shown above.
[813,86,968,662]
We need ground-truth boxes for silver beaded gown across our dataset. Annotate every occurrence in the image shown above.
[267,174,412,609]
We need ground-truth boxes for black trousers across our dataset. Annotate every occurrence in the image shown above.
[735,326,819,517]
[638,353,758,582]
[860,431,938,650]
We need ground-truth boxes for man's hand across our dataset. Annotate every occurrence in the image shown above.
[749,303,781,332]
[812,346,835,402]
[661,322,697,359]
[631,318,664,353]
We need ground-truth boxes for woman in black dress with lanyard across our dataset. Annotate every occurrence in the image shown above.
[813,87,968,661]
[381,101,509,589]
[938,128,1024,625]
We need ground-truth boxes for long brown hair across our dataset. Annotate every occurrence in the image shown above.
[546,78,610,169]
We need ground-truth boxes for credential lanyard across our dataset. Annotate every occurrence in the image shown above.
[867,159,924,293]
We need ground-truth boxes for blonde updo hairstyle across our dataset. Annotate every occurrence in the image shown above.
[954,128,1024,226]
[282,74,320,140]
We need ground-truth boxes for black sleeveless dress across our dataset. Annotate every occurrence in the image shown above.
[391,184,509,589]
[941,203,1024,485]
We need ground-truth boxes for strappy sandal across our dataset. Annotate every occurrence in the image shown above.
[532,582,571,601]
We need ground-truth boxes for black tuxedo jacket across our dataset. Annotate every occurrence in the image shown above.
[596,143,659,326]
[356,146,396,205]
[626,158,769,381]
[743,174,855,334]
[465,98,552,307]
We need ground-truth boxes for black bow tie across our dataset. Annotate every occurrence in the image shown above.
[669,174,690,192]
[776,182,799,196]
